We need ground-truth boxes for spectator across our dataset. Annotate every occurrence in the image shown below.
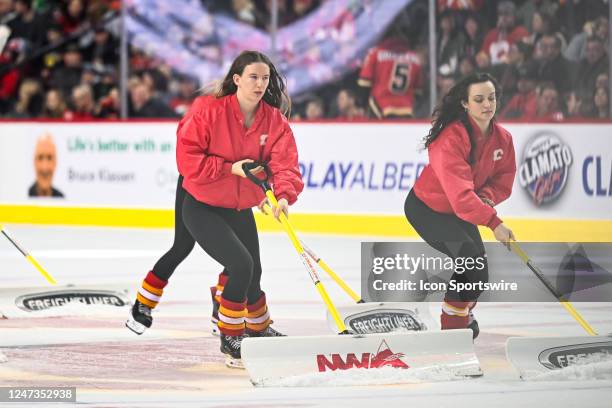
[84,26,119,67]
[304,96,324,120]
[10,78,42,117]
[0,41,21,114]
[334,88,365,120]
[55,0,87,34]
[80,63,114,101]
[526,82,564,121]
[574,36,609,111]
[358,29,423,119]
[592,86,609,119]
[49,43,83,100]
[0,0,16,25]
[596,73,609,90]
[510,41,534,67]
[42,88,68,118]
[557,0,607,42]
[436,74,456,105]
[475,50,490,72]
[524,11,566,51]
[67,83,96,119]
[8,0,46,49]
[516,0,558,33]
[488,41,533,105]
[458,55,477,78]
[565,16,608,62]
[565,91,584,118]
[169,75,198,116]
[501,62,538,119]
[141,68,170,101]
[97,87,120,118]
[536,34,574,95]
[40,23,64,75]
[129,82,176,118]
[437,10,465,76]
[461,13,484,58]
[480,1,529,65]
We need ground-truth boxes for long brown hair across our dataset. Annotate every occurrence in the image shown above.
[425,72,501,163]
[216,50,291,117]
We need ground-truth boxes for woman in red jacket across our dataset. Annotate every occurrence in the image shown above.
[127,51,303,368]
[404,72,516,340]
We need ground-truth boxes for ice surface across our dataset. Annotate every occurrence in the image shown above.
[256,364,468,387]
[523,356,612,381]
[1,225,611,407]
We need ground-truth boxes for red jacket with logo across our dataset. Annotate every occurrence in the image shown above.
[176,94,303,210]
[413,118,516,230]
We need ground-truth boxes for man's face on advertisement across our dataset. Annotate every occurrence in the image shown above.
[34,135,57,192]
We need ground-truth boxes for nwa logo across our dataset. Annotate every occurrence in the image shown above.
[538,341,612,370]
[16,290,129,311]
[518,132,572,206]
[317,339,409,372]
[347,310,426,334]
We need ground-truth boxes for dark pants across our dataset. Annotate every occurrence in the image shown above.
[152,175,196,281]
[404,189,488,302]
[182,192,263,304]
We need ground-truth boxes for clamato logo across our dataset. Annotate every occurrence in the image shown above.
[518,132,572,206]
[316,339,409,372]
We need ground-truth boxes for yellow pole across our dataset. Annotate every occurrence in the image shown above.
[510,242,597,336]
[263,203,362,303]
[264,192,347,333]
[0,224,57,285]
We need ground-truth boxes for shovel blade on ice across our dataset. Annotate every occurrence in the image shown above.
[506,336,612,378]
[242,329,481,386]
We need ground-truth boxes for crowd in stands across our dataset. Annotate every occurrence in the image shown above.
[0,0,609,121]
[297,0,610,120]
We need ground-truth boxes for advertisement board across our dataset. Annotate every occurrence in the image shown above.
[0,122,610,221]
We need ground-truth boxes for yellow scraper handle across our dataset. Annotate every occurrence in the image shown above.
[0,224,57,285]
[264,190,348,333]
[263,202,362,303]
[510,242,597,336]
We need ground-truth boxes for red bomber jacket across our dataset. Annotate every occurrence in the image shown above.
[413,117,516,230]
[176,93,304,210]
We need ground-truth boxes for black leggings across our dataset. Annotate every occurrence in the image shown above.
[404,189,488,302]
[182,192,263,305]
[151,175,196,281]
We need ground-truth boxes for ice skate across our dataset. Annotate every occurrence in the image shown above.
[220,333,244,368]
[126,300,152,335]
[245,325,286,337]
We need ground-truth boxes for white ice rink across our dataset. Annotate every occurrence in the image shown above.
[0,225,611,407]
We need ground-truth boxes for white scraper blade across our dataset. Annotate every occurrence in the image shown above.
[506,336,612,378]
[242,329,481,386]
